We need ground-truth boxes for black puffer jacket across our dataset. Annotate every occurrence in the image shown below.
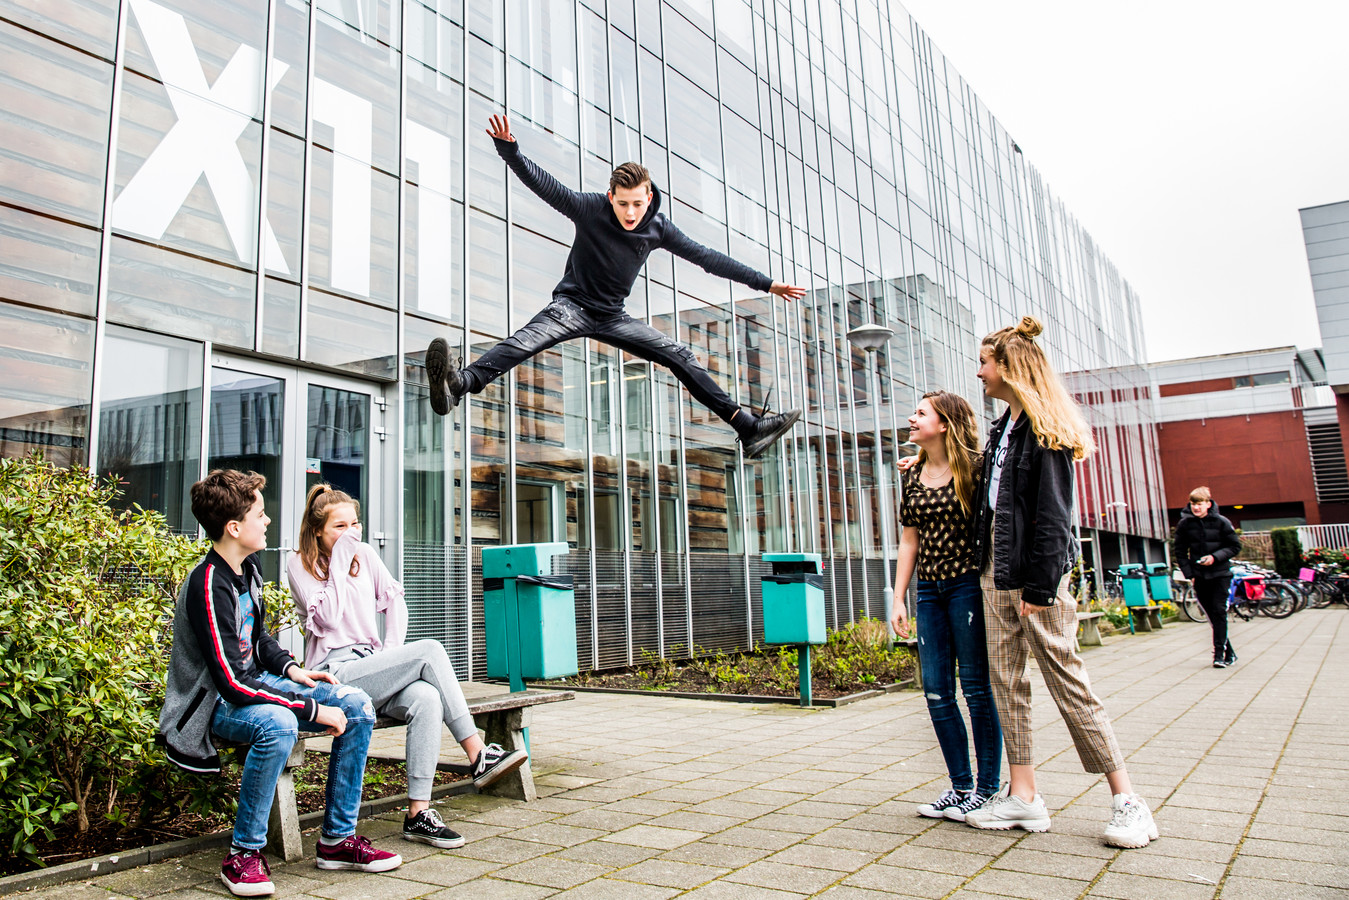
[1173,507,1242,580]
[973,410,1078,606]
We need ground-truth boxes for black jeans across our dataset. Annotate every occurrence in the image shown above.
[1194,575,1233,659]
[463,296,744,427]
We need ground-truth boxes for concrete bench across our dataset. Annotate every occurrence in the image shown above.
[1128,604,1164,633]
[897,638,922,691]
[223,685,573,862]
[1076,611,1105,648]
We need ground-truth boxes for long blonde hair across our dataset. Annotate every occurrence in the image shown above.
[913,390,982,516]
[982,316,1095,460]
[298,483,361,581]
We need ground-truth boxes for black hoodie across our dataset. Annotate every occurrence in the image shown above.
[495,137,774,316]
[1173,505,1242,581]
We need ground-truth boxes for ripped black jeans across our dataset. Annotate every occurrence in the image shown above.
[463,296,744,427]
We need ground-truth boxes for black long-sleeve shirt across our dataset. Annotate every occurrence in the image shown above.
[495,137,774,316]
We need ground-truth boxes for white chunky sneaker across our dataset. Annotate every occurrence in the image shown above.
[1102,793,1158,849]
[964,785,1051,832]
[916,788,967,819]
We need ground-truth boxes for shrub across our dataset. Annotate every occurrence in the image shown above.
[0,455,222,865]
[1303,547,1349,573]
[1270,527,1304,578]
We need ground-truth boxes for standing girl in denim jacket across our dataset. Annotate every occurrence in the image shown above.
[891,391,1002,823]
[962,316,1157,849]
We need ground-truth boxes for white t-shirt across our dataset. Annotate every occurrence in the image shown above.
[987,419,1013,511]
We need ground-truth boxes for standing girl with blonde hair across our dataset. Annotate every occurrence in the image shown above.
[963,316,1157,849]
[288,484,527,849]
[891,391,1002,823]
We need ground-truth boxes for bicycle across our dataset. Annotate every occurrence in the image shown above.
[1228,564,1296,620]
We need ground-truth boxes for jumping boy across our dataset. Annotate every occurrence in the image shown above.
[425,114,806,460]
[159,470,401,897]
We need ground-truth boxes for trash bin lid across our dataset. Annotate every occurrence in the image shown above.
[764,552,823,574]
[482,542,570,578]
[1118,563,1145,575]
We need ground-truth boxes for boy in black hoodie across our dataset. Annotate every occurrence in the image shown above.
[159,470,400,896]
[425,114,805,460]
[1173,485,1243,667]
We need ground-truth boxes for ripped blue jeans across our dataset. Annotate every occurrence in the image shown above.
[464,296,744,426]
[916,570,1002,796]
[211,673,375,848]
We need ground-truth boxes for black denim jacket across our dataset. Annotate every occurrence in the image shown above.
[973,410,1078,606]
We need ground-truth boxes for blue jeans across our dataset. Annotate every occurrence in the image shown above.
[211,673,376,849]
[916,571,1002,796]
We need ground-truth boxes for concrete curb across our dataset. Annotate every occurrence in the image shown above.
[532,678,915,707]
[0,779,476,897]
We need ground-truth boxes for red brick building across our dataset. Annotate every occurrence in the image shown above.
[1150,348,1349,530]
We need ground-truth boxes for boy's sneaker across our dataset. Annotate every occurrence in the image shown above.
[403,807,465,848]
[1213,655,1230,669]
[944,790,992,823]
[916,788,967,819]
[220,849,274,897]
[1102,793,1158,849]
[315,835,403,872]
[426,338,466,415]
[473,742,528,789]
[740,408,802,459]
[964,785,1052,832]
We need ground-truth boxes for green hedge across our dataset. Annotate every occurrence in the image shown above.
[1270,527,1303,578]
[0,455,229,866]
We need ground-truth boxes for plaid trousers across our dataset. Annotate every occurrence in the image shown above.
[981,557,1125,774]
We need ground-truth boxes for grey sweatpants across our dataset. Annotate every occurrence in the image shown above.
[322,640,477,801]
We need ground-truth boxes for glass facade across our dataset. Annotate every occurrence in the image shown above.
[0,0,1165,675]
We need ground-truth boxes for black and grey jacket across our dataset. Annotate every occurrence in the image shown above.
[1173,507,1242,580]
[159,550,317,773]
[974,410,1078,606]
[494,137,774,317]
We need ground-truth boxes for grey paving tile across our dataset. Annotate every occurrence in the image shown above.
[842,864,964,896]
[765,843,880,872]
[962,867,1090,900]
[608,859,728,889]
[723,860,843,893]
[422,878,556,900]
[1215,876,1347,900]
[599,825,704,850]
[547,880,678,900]
[1089,871,1219,900]
[490,856,611,890]
[551,841,663,868]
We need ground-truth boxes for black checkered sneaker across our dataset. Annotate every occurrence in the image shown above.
[402,808,465,848]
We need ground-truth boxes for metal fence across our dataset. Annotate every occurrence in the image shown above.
[1296,524,1349,552]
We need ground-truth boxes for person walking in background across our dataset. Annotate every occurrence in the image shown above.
[890,391,1002,824]
[961,316,1158,850]
[1172,486,1242,668]
[288,484,528,850]
[424,114,805,460]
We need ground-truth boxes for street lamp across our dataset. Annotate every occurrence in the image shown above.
[846,323,896,635]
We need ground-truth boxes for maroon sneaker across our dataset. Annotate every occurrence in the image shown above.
[220,848,275,897]
[315,835,402,872]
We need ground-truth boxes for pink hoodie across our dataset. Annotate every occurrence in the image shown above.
[286,529,408,669]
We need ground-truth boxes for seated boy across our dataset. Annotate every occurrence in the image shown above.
[159,470,401,897]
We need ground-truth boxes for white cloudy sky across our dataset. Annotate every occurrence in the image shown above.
[894,0,1349,363]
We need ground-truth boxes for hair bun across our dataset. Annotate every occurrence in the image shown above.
[1015,316,1043,339]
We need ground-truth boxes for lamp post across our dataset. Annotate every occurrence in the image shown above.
[846,323,896,635]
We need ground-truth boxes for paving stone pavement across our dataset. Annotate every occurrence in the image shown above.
[13,610,1347,900]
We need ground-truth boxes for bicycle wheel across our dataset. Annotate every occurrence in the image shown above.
[1260,583,1296,619]
[1308,582,1335,609]
[1178,586,1207,623]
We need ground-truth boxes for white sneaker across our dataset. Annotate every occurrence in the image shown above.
[1102,793,1158,849]
[964,785,1051,832]
[944,790,992,823]
[916,788,967,819]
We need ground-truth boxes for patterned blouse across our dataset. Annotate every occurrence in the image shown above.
[901,460,981,581]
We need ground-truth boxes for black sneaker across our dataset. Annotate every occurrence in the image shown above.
[1225,647,1238,665]
[472,742,528,789]
[944,790,992,823]
[1213,657,1230,668]
[426,338,466,416]
[403,807,465,849]
[916,788,967,819]
[740,408,802,459]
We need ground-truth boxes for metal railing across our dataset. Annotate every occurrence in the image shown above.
[1296,524,1349,551]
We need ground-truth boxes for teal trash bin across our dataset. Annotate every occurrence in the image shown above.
[482,543,579,687]
[761,553,824,707]
[1146,563,1172,601]
[1119,563,1150,607]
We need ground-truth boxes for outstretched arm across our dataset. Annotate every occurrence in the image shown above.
[661,221,805,299]
[487,114,588,220]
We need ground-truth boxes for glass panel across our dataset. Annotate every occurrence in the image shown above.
[0,206,101,317]
[515,337,588,546]
[261,277,300,358]
[305,290,397,379]
[208,367,283,581]
[0,300,92,467]
[97,327,202,533]
[403,315,463,546]
[0,22,113,225]
[0,0,120,57]
[306,383,368,504]
[108,236,256,349]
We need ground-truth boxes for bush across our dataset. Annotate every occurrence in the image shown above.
[1303,547,1349,573]
[0,455,222,866]
[1270,527,1304,578]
